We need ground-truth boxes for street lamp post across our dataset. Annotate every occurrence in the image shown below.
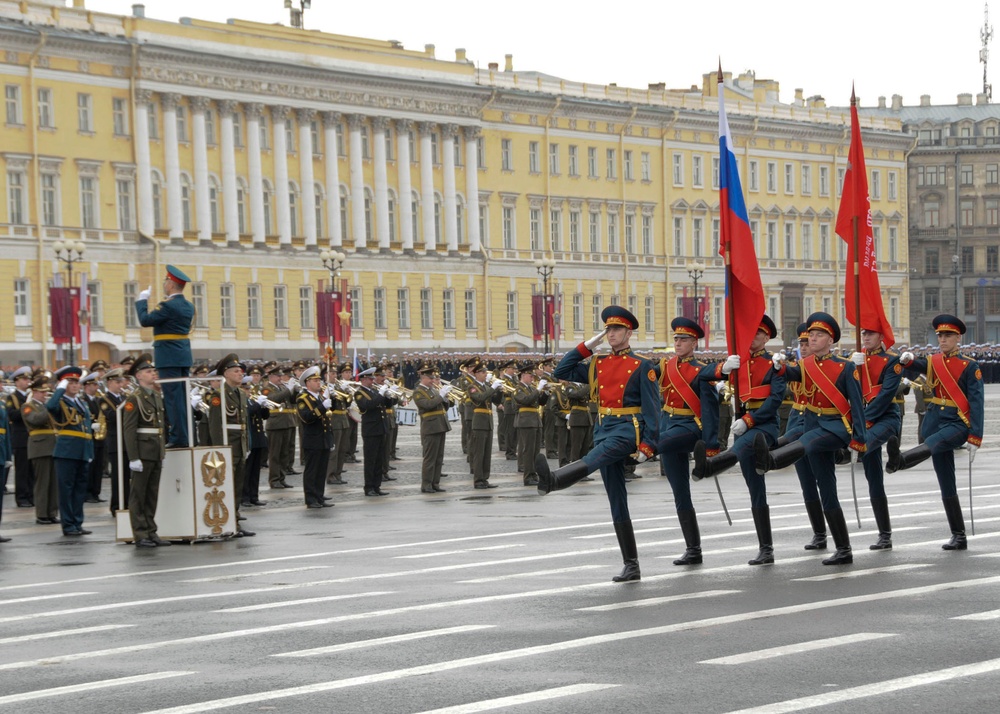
[687,260,705,324]
[320,248,347,361]
[283,0,311,28]
[535,257,556,354]
[53,239,86,366]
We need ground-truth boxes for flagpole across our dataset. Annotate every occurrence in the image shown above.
[719,64,744,420]
[850,89,862,354]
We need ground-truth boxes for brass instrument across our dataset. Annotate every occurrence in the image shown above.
[719,380,735,402]
[250,383,281,410]
[93,407,107,440]
[438,379,467,405]
[190,384,213,415]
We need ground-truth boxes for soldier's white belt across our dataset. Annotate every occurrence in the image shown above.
[137,428,162,435]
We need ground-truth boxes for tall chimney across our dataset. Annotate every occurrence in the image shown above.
[957,93,973,105]
[424,44,435,58]
[891,94,903,110]
[487,62,498,71]
[455,48,467,62]
[977,92,989,105]
[504,54,513,72]
[878,95,886,109]
[920,94,931,106]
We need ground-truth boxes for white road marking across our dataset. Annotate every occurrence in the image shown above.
[134,574,1000,714]
[410,684,620,713]
[792,564,934,582]
[0,592,97,606]
[722,656,1000,713]
[218,591,394,613]
[394,544,524,559]
[457,565,604,584]
[952,609,1000,621]
[0,671,193,705]
[0,624,134,646]
[577,589,739,611]
[273,625,494,657]
[700,632,897,665]
[180,566,333,583]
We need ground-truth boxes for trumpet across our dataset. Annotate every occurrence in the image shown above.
[189,384,213,415]
[250,384,281,410]
[438,379,467,404]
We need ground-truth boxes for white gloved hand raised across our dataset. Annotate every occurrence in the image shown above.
[322,398,332,409]
[899,351,915,365]
[537,379,548,391]
[968,444,978,464]
[731,418,748,437]
[129,459,143,472]
[191,394,203,409]
[850,351,865,366]
[254,394,269,406]
[584,329,607,352]
[772,351,787,370]
[721,354,741,375]
[491,379,503,389]
[57,379,69,390]
[377,384,389,396]
[439,384,453,397]
[138,285,151,301]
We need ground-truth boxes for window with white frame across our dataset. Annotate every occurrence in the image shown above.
[259,113,269,149]
[507,291,518,330]
[6,170,25,224]
[528,141,540,173]
[273,285,287,330]
[247,284,262,329]
[14,277,30,327]
[692,217,703,257]
[588,147,598,178]
[397,288,410,330]
[673,153,684,185]
[820,223,830,260]
[41,173,59,226]
[180,176,192,232]
[643,214,653,254]
[766,161,777,192]
[568,145,579,176]
[37,88,53,128]
[175,104,187,142]
[801,164,812,195]
[220,284,235,329]
[569,210,581,252]
[85,281,102,328]
[299,286,313,329]
[625,213,635,253]
[711,218,720,254]
[373,287,386,329]
[673,217,684,255]
[623,150,633,181]
[837,167,845,196]
[692,155,703,187]
[476,136,485,169]
[350,286,362,329]
[117,178,134,230]
[191,282,208,328]
[502,206,515,249]
[572,293,583,332]
[112,97,128,136]
[361,125,370,159]
[888,171,897,201]
[641,152,651,182]
[549,143,559,174]
[766,221,777,258]
[645,295,654,333]
[784,222,795,259]
[748,160,759,191]
[870,169,881,200]
[420,287,433,329]
[124,282,138,328]
[606,148,617,179]
[464,289,477,330]
[802,222,812,260]
[888,225,898,262]
[530,208,541,250]
[607,211,618,253]
[819,165,830,196]
[711,156,720,189]
[80,176,97,229]
[589,211,600,252]
[5,84,22,125]
[236,181,247,234]
[784,163,794,194]
[147,101,158,139]
[550,209,562,252]
[501,138,512,170]
[204,108,215,145]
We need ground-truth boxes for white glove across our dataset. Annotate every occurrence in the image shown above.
[57,379,69,390]
[850,351,865,366]
[968,444,978,464]
[901,378,911,387]
[731,418,747,437]
[4,460,12,469]
[191,394,202,409]
[377,384,389,396]
[715,381,727,395]
[254,394,269,406]
[138,286,151,301]
[92,423,100,431]
[491,379,503,389]
[900,351,914,365]
[850,448,860,464]
[772,351,786,370]
[322,398,332,409]
[584,329,607,352]
[439,384,453,397]
[722,354,741,375]
[129,459,143,472]
[564,413,570,421]
[537,379,548,391]
[634,451,649,464]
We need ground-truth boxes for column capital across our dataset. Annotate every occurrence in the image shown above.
[217,99,239,115]
[190,96,211,114]
[322,110,342,128]
[296,108,317,123]
[270,105,291,121]
[417,121,437,135]
[346,113,366,130]
[243,102,264,120]
[441,123,459,139]
[463,125,482,140]
[135,89,153,104]
[372,116,391,132]
[160,93,182,111]
[396,118,414,133]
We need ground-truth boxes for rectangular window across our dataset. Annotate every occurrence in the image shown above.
[924,288,940,311]
[819,165,830,196]
[672,153,684,185]
[530,208,542,250]
[420,288,433,329]
[176,105,187,142]
[299,286,313,329]
[501,139,512,171]
[350,287,362,330]
[988,246,999,273]
[766,161,777,192]
[373,287,386,330]
[589,212,601,253]
[431,131,439,164]
[550,209,562,252]
[960,164,973,186]
[624,213,635,254]
[924,201,940,228]
[84,281,102,328]
[476,136,485,169]
[569,210,581,252]
[397,288,410,330]
[888,171,897,200]
[568,145,579,176]
[5,84,21,125]
[642,215,653,254]
[385,127,393,161]
[79,177,97,229]
[112,97,128,136]
[41,173,58,226]
[962,246,975,273]
[802,223,812,260]
[673,217,684,255]
[641,152,651,182]
[784,223,795,259]
[77,93,93,132]
[360,125,369,159]
[711,156,720,189]
[925,249,940,275]
[784,163,794,194]
[191,282,208,328]
[767,221,777,258]
[870,169,881,200]
[961,199,975,228]
[124,282,138,328]
[692,155,703,187]
[246,284,262,329]
[572,293,583,332]
[986,199,999,227]
[837,167,846,196]
[888,226,898,262]
[748,160,759,191]
[507,291,518,330]
[711,218,720,255]
[692,217,703,257]
[987,164,999,185]
[37,87,53,128]
[259,114,269,149]
[645,295,654,333]
[750,220,759,253]
[6,171,24,224]
[820,223,830,261]
[147,102,158,139]
[528,141,540,173]
[606,148,617,179]
[14,277,30,327]
[502,206,515,249]
[273,285,287,330]
[116,178,134,230]
[220,284,235,329]
[592,295,602,331]
[588,147,598,178]
[965,287,978,315]
[464,289,477,330]
[607,212,618,253]
[623,150,633,181]
[549,143,559,174]
[801,164,812,195]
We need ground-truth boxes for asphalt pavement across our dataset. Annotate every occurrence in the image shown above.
[1,386,999,713]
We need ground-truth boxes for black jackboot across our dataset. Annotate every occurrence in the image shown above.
[754,432,805,475]
[536,455,590,495]
[612,520,641,582]
[885,436,932,474]
[941,495,968,550]
[803,499,828,550]
[692,440,738,481]
[834,448,851,465]
[870,496,893,550]
[822,507,853,565]
[673,509,702,565]
[748,506,774,565]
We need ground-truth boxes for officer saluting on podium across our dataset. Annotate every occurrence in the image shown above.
[135,265,195,448]
[122,353,169,548]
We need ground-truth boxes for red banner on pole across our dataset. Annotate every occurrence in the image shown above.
[49,287,81,344]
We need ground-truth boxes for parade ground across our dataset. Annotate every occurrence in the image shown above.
[1,386,999,713]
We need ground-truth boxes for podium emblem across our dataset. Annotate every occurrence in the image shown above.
[201,450,230,534]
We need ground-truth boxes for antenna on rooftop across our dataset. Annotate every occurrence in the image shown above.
[982,2,994,102]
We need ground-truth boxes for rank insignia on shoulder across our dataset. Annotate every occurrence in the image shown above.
[647,369,657,382]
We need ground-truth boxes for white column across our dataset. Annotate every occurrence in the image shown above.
[272,105,292,247]
[418,121,436,251]
[134,89,154,237]
[396,119,414,253]
[191,96,212,243]
[372,116,391,252]
[464,126,482,253]
[322,111,343,247]
[347,113,366,250]
[161,93,183,241]
[244,103,266,247]
[442,123,458,253]
[297,108,317,248]
[218,100,239,244]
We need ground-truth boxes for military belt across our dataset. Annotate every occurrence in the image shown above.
[792,403,807,412]
[597,406,642,416]
[330,410,347,415]
[518,408,538,413]
[29,429,56,436]
[422,409,446,418]
[57,429,92,439]
[137,428,162,435]
[743,399,765,410]
[474,408,492,415]
[272,408,296,414]
[804,405,844,416]
[571,406,590,411]
[153,334,191,341]
[661,405,695,416]
[928,397,959,408]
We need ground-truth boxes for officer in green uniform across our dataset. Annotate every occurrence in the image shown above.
[514,364,547,486]
[412,365,450,493]
[208,354,254,537]
[22,376,58,525]
[122,353,169,547]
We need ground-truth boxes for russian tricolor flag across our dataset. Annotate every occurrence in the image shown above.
[717,66,765,373]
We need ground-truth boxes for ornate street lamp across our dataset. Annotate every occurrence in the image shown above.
[320,248,347,360]
[687,260,705,323]
[535,257,557,354]
[53,239,86,366]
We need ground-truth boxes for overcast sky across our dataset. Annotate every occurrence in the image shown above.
[86,0,994,108]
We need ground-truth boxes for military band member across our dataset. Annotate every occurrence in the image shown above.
[135,265,195,448]
[22,377,58,525]
[655,317,721,566]
[373,367,398,482]
[296,366,334,509]
[850,326,902,550]
[262,363,296,489]
[0,388,10,541]
[513,364,547,486]
[355,367,395,496]
[80,372,106,504]
[564,380,593,467]
[889,315,984,551]
[47,366,95,536]
[413,365,450,493]
[538,306,660,583]
[498,360,519,460]
[5,366,34,507]
[208,354,254,537]
[242,376,270,507]
[548,378,572,466]
[692,315,785,565]
[101,368,128,516]
[325,362,354,485]
[453,359,475,459]
[122,354,169,547]
[467,360,502,489]
[758,312,867,565]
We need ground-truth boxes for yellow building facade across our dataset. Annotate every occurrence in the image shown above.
[0,1,912,366]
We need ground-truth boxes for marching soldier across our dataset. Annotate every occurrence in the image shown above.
[5,366,34,507]
[538,306,660,583]
[122,353,169,547]
[412,365,450,493]
[296,365,333,509]
[262,362,296,489]
[498,360,519,460]
[22,376,58,525]
[467,360,502,489]
[242,376,269,507]
[354,366,396,496]
[80,371,106,504]
[540,361,559,459]
[513,364,547,486]
[0,381,10,541]
[373,367,398,482]
[889,315,984,550]
[101,368,128,515]
[47,366,95,536]
[325,362,354,485]
[758,312,867,565]
[208,354,255,537]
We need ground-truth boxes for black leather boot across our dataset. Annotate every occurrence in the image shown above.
[803,499,828,550]
[941,495,967,550]
[885,436,932,474]
[754,432,805,475]
[536,455,590,495]
[822,507,853,565]
[748,506,774,565]
[612,520,641,582]
[774,435,791,448]
[673,509,702,565]
[834,448,851,465]
[692,440,738,481]
[869,496,893,550]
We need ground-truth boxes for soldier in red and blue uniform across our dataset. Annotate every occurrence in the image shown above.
[888,314,984,551]
[755,313,867,565]
[691,315,785,565]
[537,306,660,583]
[655,317,720,566]
[47,365,96,536]
[849,326,902,550]
[0,386,10,543]
[136,265,195,448]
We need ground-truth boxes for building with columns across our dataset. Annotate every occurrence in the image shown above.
[1,1,912,366]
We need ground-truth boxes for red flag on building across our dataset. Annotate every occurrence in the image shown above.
[49,287,81,344]
[836,88,895,347]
